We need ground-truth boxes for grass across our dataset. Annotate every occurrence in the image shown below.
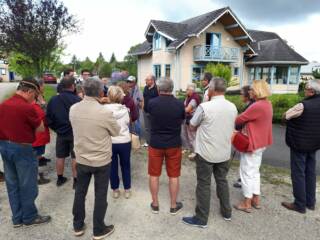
[43,85,57,102]
[1,84,56,102]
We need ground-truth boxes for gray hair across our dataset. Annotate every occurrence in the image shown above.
[186,83,196,91]
[83,77,104,97]
[307,79,320,94]
[157,77,174,93]
[208,77,226,93]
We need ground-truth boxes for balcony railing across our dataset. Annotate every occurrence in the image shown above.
[193,45,240,62]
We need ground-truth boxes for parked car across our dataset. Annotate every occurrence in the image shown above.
[43,73,57,84]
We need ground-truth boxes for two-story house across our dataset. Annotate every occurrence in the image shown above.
[131,7,308,93]
[0,59,10,82]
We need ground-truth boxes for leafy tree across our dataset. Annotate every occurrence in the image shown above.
[121,43,141,77]
[313,69,320,79]
[99,62,112,78]
[109,52,117,65]
[204,63,233,87]
[95,52,105,74]
[0,0,78,77]
[9,44,65,78]
[70,54,81,73]
[80,57,94,72]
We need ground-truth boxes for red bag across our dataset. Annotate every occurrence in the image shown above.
[232,131,249,152]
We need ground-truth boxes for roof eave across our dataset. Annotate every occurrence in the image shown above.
[195,9,254,43]
[245,61,309,65]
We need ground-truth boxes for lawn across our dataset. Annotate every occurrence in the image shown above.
[43,84,57,101]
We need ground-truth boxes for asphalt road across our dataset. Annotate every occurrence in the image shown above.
[263,124,320,175]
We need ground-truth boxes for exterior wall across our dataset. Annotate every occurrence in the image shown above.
[137,54,152,87]
[0,62,10,82]
[179,22,244,90]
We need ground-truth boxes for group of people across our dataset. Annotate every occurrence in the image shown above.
[0,69,319,239]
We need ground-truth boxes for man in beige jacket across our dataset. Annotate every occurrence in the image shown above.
[70,77,120,239]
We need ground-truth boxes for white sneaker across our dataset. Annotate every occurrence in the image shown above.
[142,143,149,147]
[124,190,131,199]
[112,190,120,199]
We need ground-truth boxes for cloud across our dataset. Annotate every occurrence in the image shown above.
[61,0,320,64]
[215,0,320,24]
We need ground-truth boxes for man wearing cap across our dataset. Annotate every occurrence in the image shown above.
[127,76,143,137]
[0,78,51,227]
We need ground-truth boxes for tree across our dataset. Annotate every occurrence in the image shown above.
[99,62,112,78]
[70,54,81,73]
[109,52,117,65]
[121,43,141,77]
[0,0,78,77]
[9,44,65,78]
[313,69,320,79]
[80,57,94,72]
[94,52,105,74]
[204,63,233,87]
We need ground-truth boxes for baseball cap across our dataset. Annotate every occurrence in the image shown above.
[127,76,136,82]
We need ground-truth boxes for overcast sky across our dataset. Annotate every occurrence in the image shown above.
[62,0,320,63]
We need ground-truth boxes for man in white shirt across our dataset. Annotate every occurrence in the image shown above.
[182,77,237,228]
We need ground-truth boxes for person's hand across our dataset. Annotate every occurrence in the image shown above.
[99,97,110,104]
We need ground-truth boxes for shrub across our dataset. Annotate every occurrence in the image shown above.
[204,63,232,87]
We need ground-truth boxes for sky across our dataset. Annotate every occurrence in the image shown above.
[62,0,320,63]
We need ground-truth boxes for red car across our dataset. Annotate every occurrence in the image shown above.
[43,73,57,84]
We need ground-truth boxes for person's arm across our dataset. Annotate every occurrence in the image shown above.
[235,104,258,125]
[189,106,204,131]
[45,100,56,130]
[185,99,197,113]
[285,103,304,120]
[104,111,121,137]
[36,121,45,132]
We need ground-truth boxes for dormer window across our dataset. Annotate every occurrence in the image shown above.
[153,32,161,50]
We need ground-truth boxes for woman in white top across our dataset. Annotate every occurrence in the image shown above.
[105,86,132,199]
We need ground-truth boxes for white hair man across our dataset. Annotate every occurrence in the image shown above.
[282,79,320,214]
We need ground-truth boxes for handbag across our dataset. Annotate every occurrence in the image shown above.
[232,131,249,152]
[130,123,140,150]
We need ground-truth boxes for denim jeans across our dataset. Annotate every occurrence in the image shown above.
[290,148,317,210]
[73,163,111,236]
[110,142,132,190]
[0,140,38,224]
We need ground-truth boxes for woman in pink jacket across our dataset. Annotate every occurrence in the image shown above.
[234,80,273,213]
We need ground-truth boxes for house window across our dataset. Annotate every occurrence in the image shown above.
[249,67,255,84]
[274,66,288,84]
[153,65,161,79]
[192,66,204,82]
[233,67,239,76]
[153,32,161,50]
[255,67,262,80]
[165,64,171,77]
[289,66,299,84]
[0,68,6,75]
[165,38,171,48]
[262,67,271,83]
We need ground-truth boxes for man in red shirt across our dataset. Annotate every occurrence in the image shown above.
[0,78,51,227]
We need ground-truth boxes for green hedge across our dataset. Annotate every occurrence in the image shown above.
[226,94,303,123]
[176,91,303,123]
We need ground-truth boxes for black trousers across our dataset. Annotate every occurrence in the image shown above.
[290,148,317,211]
[195,154,231,224]
[73,163,111,236]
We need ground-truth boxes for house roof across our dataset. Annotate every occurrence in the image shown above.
[131,7,253,55]
[246,30,308,65]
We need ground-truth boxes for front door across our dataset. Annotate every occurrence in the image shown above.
[205,33,221,59]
